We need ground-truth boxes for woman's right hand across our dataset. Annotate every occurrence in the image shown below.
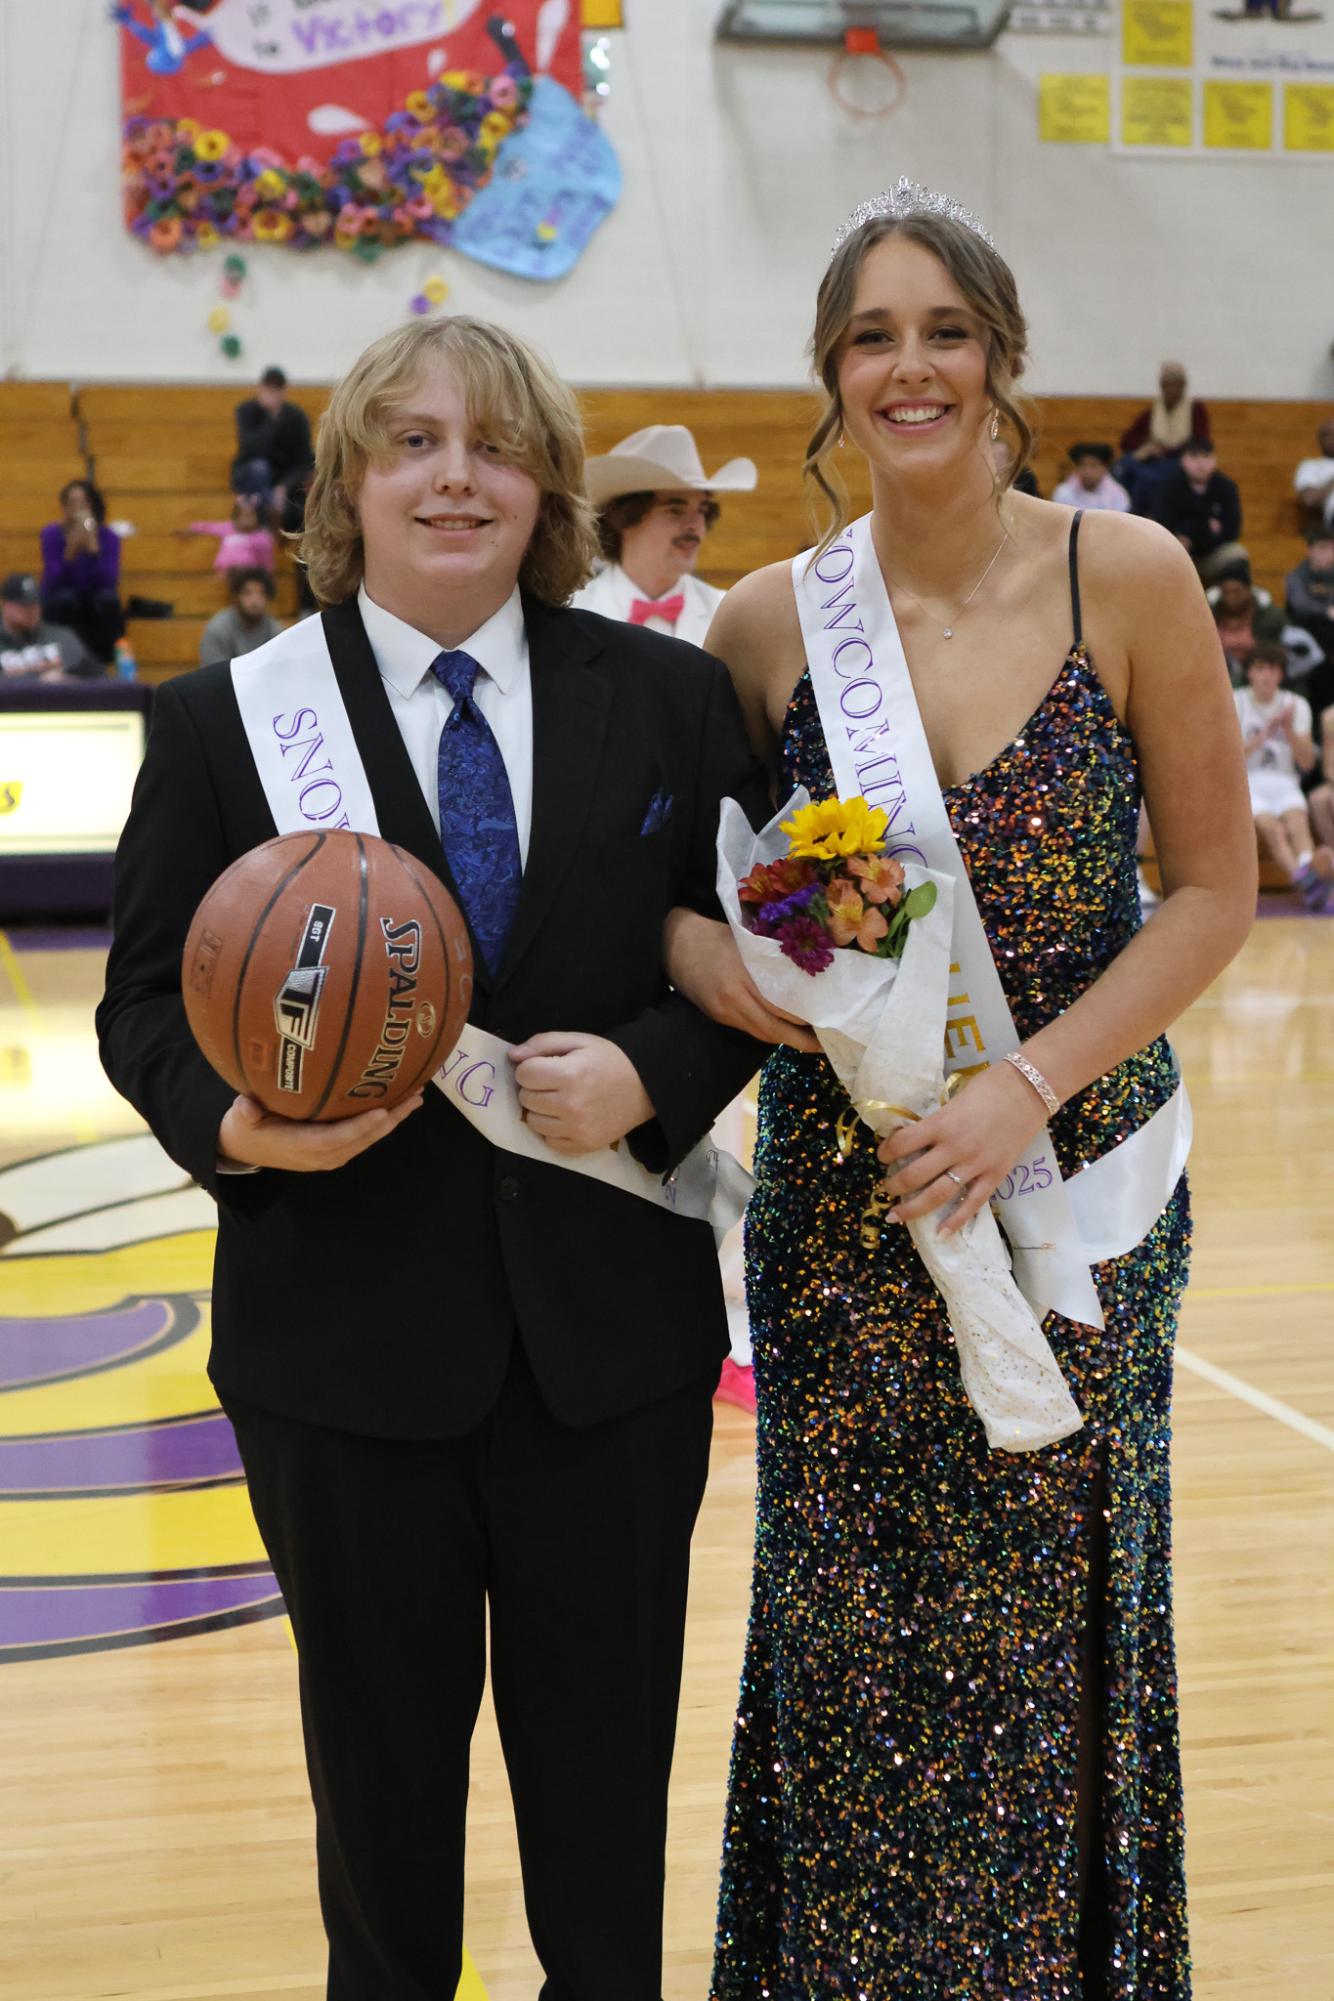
[218,1091,424,1172]
[664,909,821,1052]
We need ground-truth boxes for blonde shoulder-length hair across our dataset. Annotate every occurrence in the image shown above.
[805,212,1034,558]
[299,315,601,607]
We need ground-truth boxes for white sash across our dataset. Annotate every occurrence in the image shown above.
[230,619,749,1238]
[792,515,1191,1329]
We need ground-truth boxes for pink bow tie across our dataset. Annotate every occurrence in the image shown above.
[629,594,685,628]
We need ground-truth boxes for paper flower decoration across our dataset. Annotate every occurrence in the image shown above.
[423,275,449,304]
[206,306,231,333]
[120,58,534,260]
[409,293,431,314]
[220,333,242,358]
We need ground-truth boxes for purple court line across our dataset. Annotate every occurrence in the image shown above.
[0,928,113,951]
[0,1569,283,1657]
[0,1297,188,1393]
[0,1409,243,1495]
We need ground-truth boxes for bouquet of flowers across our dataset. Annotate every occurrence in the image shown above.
[738,795,939,973]
[718,789,1082,1454]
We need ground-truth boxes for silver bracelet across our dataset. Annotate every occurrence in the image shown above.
[1004,1050,1061,1117]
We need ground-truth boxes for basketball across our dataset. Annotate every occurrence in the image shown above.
[181,829,473,1120]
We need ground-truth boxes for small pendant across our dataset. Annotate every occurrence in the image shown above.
[942,627,954,639]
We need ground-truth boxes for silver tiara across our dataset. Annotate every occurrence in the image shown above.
[831,179,995,256]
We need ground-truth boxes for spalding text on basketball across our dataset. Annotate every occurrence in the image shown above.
[346,916,427,1099]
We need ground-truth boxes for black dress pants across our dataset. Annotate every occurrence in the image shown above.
[223,1345,714,2001]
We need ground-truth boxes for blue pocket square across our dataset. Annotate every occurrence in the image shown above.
[640,789,674,837]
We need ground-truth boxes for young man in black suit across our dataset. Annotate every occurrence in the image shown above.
[97,316,782,2000]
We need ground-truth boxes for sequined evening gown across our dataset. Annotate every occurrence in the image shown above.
[712,519,1192,2000]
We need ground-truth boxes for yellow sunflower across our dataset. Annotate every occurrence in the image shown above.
[781,795,889,861]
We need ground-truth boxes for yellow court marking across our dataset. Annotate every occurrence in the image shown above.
[0,926,40,1017]
[4,1480,268,1575]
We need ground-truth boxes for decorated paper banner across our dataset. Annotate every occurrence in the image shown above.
[1121,73,1194,144]
[115,0,620,279]
[1038,72,1111,141]
[1203,78,1273,149]
[1284,81,1334,150]
[1122,0,1193,68]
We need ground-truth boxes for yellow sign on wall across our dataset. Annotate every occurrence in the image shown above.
[1039,74,1112,143]
[1122,0,1193,67]
[1284,83,1334,151]
[1203,80,1273,150]
[1121,75,1194,146]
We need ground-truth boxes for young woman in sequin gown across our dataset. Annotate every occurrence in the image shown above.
[665,211,1255,1998]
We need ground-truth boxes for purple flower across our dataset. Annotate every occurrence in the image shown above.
[775,913,835,975]
[751,882,820,937]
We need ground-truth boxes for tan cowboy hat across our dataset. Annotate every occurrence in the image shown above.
[585,425,758,506]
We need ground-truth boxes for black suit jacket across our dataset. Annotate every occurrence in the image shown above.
[97,595,768,1437]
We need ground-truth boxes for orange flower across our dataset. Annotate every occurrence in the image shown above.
[825,877,865,946]
[847,852,905,907]
[826,877,889,953]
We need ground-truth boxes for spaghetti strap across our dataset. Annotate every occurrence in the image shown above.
[1069,510,1084,648]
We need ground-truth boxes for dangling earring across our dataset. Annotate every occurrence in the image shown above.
[989,410,1000,442]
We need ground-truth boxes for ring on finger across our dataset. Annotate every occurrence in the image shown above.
[944,1168,967,1190]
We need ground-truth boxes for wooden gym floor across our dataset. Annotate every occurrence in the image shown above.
[0,914,1330,2001]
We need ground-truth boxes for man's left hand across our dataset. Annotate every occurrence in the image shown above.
[509,1032,655,1155]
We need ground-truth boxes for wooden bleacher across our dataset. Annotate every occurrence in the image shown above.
[1,382,1326,686]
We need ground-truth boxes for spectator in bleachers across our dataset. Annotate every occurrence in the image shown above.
[1,572,99,678]
[198,567,284,667]
[1234,641,1332,908]
[1307,702,1334,862]
[1212,559,1285,671]
[1052,442,1131,513]
[1212,558,1324,689]
[1152,438,1246,584]
[1119,361,1210,466]
[1116,360,1210,509]
[39,479,125,665]
[231,366,314,521]
[178,494,276,585]
[1286,528,1334,660]
[1292,418,1334,533]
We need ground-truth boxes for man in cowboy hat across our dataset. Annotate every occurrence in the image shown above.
[575,426,761,1412]
[573,425,757,647]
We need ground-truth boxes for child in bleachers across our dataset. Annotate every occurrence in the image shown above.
[1052,442,1131,513]
[1235,642,1332,910]
[178,495,276,584]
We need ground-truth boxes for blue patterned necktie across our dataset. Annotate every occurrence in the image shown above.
[430,648,522,975]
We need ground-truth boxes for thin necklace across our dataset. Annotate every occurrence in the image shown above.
[890,530,1010,640]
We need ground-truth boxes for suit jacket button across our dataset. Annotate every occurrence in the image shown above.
[497,1175,520,1202]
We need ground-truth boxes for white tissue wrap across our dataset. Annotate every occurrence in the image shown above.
[718,791,1084,1455]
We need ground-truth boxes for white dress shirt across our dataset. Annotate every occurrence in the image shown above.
[357,582,533,865]
[570,562,724,649]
